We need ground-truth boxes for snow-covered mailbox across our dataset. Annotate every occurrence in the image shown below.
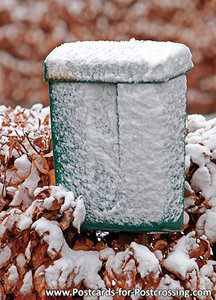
[44,40,193,233]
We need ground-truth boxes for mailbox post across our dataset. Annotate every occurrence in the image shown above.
[44,40,193,232]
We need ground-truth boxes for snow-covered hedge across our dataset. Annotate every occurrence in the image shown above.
[0,105,216,299]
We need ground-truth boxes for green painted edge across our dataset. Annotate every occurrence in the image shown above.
[44,62,48,82]
[48,83,61,188]
[81,215,183,233]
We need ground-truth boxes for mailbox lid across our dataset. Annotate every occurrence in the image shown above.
[44,40,193,83]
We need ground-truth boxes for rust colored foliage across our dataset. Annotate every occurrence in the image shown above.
[0,106,216,299]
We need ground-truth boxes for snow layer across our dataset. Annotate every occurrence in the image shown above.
[16,253,26,268]
[32,218,64,257]
[196,209,216,243]
[19,270,33,295]
[185,115,216,242]
[130,242,160,278]
[157,275,183,300]
[186,115,216,204]
[72,196,86,233]
[199,262,215,291]
[0,245,11,267]
[7,265,19,286]
[50,75,186,231]
[45,40,193,83]
[105,248,132,278]
[45,240,105,290]
[14,154,31,180]
[163,232,198,279]
[9,164,40,208]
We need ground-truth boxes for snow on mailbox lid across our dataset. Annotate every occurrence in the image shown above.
[45,40,193,233]
[44,39,193,83]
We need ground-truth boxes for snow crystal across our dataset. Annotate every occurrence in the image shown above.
[45,40,193,83]
[0,245,11,266]
[7,265,19,286]
[130,242,160,278]
[19,270,33,295]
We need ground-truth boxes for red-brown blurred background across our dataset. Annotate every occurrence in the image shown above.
[0,0,216,114]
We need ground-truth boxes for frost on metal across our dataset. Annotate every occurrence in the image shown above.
[44,39,193,83]
[49,76,186,230]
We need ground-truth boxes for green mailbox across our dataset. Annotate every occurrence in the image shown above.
[44,40,193,232]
